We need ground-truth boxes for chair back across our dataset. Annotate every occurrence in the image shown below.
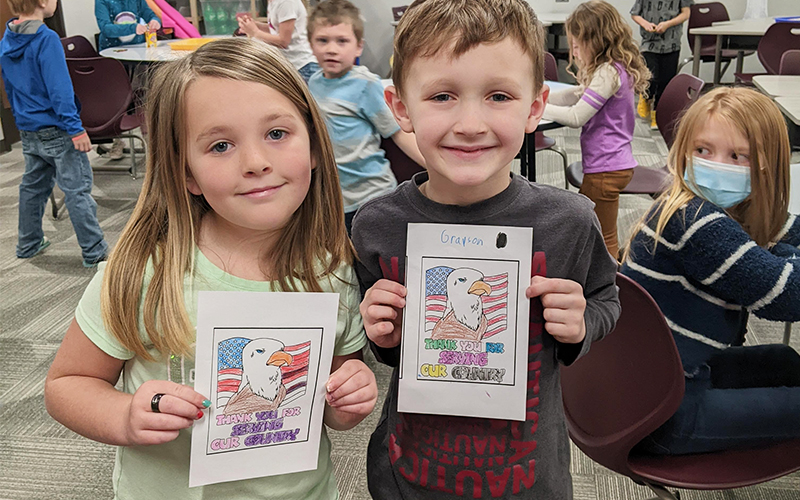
[656,73,704,148]
[391,5,408,22]
[780,49,800,75]
[544,52,558,82]
[66,57,133,137]
[561,273,685,478]
[758,23,800,75]
[60,35,98,59]
[381,137,424,183]
[687,3,730,52]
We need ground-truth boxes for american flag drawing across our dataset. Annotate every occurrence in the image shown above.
[216,337,311,409]
[424,266,509,338]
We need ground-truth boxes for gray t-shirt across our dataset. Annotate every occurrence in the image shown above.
[631,0,694,54]
[352,172,620,499]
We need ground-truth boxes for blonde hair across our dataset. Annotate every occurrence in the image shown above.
[392,0,545,99]
[7,0,39,15]
[566,0,650,96]
[308,0,364,42]
[624,87,791,262]
[101,38,353,361]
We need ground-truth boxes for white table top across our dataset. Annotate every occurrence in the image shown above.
[689,17,776,36]
[753,75,800,98]
[99,37,228,62]
[775,96,800,126]
[537,12,569,25]
[790,163,800,215]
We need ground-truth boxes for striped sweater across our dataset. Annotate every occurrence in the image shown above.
[621,197,800,374]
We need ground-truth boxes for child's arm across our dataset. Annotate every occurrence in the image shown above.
[542,64,621,128]
[526,276,586,345]
[39,33,87,143]
[631,15,656,32]
[546,85,583,107]
[323,350,377,431]
[45,319,209,446]
[656,6,690,34]
[138,0,161,27]
[238,15,294,48]
[390,130,426,168]
[95,1,138,40]
[775,214,800,247]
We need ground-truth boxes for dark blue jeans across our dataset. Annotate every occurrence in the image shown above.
[638,344,800,455]
[18,128,107,262]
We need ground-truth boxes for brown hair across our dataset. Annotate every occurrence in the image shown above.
[624,87,791,261]
[308,0,364,42]
[101,38,353,360]
[392,0,545,98]
[566,0,650,96]
[7,0,40,16]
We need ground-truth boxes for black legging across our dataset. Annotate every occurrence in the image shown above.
[643,51,681,107]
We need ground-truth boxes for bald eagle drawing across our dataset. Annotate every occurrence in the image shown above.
[429,267,493,341]
[223,338,293,415]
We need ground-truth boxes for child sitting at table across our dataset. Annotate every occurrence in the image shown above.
[542,0,650,260]
[306,0,423,233]
[1,0,109,267]
[622,87,800,455]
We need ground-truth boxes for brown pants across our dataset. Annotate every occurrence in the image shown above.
[579,168,634,259]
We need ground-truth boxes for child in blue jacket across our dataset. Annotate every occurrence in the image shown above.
[95,0,161,51]
[1,0,108,267]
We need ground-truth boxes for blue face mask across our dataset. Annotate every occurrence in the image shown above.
[684,156,751,208]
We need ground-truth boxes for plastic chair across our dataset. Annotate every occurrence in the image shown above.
[537,52,569,188]
[60,35,99,59]
[65,57,146,178]
[381,136,424,183]
[735,22,800,84]
[565,73,703,196]
[391,5,408,22]
[779,49,800,75]
[562,273,800,500]
[678,3,749,77]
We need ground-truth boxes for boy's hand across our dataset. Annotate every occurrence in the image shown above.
[360,279,406,348]
[325,359,377,417]
[238,15,257,37]
[148,19,161,31]
[136,24,147,35]
[124,380,209,446]
[526,275,586,345]
[655,22,668,33]
[72,133,91,152]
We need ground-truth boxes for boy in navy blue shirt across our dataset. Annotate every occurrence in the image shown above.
[1,0,108,267]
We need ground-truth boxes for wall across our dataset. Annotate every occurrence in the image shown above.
[60,0,100,47]
[348,0,799,81]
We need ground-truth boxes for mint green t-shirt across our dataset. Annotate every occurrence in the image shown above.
[75,248,367,500]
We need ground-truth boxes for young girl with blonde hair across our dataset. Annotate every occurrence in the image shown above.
[543,0,650,259]
[43,38,377,498]
[622,87,800,455]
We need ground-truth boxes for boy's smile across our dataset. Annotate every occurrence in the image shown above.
[310,23,364,79]
[386,38,546,205]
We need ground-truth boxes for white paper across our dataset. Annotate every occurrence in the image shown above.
[399,223,532,421]
[190,292,338,487]
[743,0,768,19]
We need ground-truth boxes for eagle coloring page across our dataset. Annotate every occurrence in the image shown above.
[190,292,338,487]
[399,223,532,420]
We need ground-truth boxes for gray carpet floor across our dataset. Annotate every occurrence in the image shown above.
[1,120,798,499]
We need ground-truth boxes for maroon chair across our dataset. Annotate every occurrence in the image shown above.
[780,49,800,75]
[566,74,703,196]
[381,136,423,183]
[60,35,98,59]
[391,5,407,22]
[66,57,145,177]
[562,273,800,500]
[679,3,751,77]
[735,22,800,84]
[536,52,570,188]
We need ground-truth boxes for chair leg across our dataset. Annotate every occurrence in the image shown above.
[644,483,681,500]
[545,145,570,189]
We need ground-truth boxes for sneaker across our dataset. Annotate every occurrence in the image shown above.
[19,237,50,259]
[650,110,658,130]
[108,140,125,161]
[637,95,650,119]
[83,254,108,268]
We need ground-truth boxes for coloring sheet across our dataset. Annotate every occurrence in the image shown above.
[190,292,338,487]
[399,223,532,421]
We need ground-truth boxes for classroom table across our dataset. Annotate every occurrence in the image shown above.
[753,75,800,98]
[689,17,775,86]
[99,37,226,63]
[776,97,800,126]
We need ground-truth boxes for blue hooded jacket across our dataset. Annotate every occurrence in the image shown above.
[0,20,84,136]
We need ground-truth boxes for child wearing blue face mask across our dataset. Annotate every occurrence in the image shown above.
[621,87,800,456]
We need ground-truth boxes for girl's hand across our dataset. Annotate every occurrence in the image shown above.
[148,19,161,31]
[124,380,209,446]
[325,359,377,418]
[135,24,147,35]
[526,275,586,345]
[238,15,258,37]
[360,279,406,348]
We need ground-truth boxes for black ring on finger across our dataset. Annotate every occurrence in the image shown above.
[151,393,165,413]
